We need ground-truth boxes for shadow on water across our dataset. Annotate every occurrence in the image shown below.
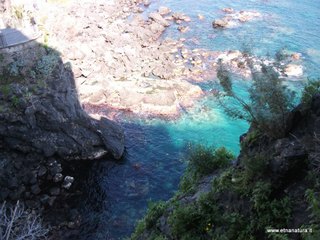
[75,121,189,240]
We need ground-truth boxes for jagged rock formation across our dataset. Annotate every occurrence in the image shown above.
[0,42,124,208]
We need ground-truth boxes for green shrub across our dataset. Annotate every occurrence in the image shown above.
[243,154,269,181]
[187,145,234,177]
[217,60,296,138]
[35,52,60,78]
[131,220,146,240]
[179,146,234,194]
[302,79,320,105]
[169,204,204,239]
[145,201,167,229]
[251,181,291,231]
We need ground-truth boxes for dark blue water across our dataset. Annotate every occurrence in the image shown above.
[78,0,320,239]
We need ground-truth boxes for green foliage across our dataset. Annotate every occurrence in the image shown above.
[251,181,292,231]
[35,51,60,78]
[240,129,261,149]
[217,60,296,138]
[188,146,234,177]
[131,220,146,240]
[305,189,320,218]
[249,65,296,137]
[11,95,20,108]
[179,146,234,194]
[266,231,289,240]
[242,153,269,181]
[301,166,320,239]
[131,201,167,240]
[302,79,320,105]
[168,204,204,240]
[145,201,167,229]
[0,85,11,98]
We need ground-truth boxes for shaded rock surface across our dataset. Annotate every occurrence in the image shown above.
[0,38,124,222]
[0,46,124,160]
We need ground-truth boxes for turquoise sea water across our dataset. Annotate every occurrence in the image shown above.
[77,0,320,239]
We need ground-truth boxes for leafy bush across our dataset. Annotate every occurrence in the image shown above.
[145,201,167,229]
[187,145,234,177]
[242,154,269,181]
[35,52,60,78]
[301,79,320,105]
[217,61,296,138]
[131,201,167,240]
[168,204,204,240]
[0,201,49,240]
[179,146,234,194]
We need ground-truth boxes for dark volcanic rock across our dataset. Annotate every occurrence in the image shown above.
[0,46,124,160]
[0,42,125,219]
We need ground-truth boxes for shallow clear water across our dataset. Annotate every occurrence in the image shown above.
[77,0,320,239]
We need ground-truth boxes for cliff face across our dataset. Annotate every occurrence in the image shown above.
[0,42,124,207]
[132,94,320,240]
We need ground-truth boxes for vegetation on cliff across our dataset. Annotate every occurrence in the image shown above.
[131,79,320,240]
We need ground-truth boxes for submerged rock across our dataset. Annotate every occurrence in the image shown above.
[284,64,303,77]
[213,10,261,29]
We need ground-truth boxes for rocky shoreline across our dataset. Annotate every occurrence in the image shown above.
[0,0,307,238]
[44,0,303,119]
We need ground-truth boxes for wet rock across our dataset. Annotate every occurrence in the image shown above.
[53,173,64,182]
[213,10,261,29]
[222,7,234,13]
[158,6,171,16]
[149,12,170,27]
[62,176,74,189]
[172,13,191,22]
[212,18,229,28]
[143,0,150,7]
[291,53,301,60]
[49,161,63,175]
[237,10,261,22]
[284,64,303,77]
[177,26,190,33]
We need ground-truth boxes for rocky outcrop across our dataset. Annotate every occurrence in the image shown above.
[0,42,124,211]
[0,46,124,160]
[213,10,262,29]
